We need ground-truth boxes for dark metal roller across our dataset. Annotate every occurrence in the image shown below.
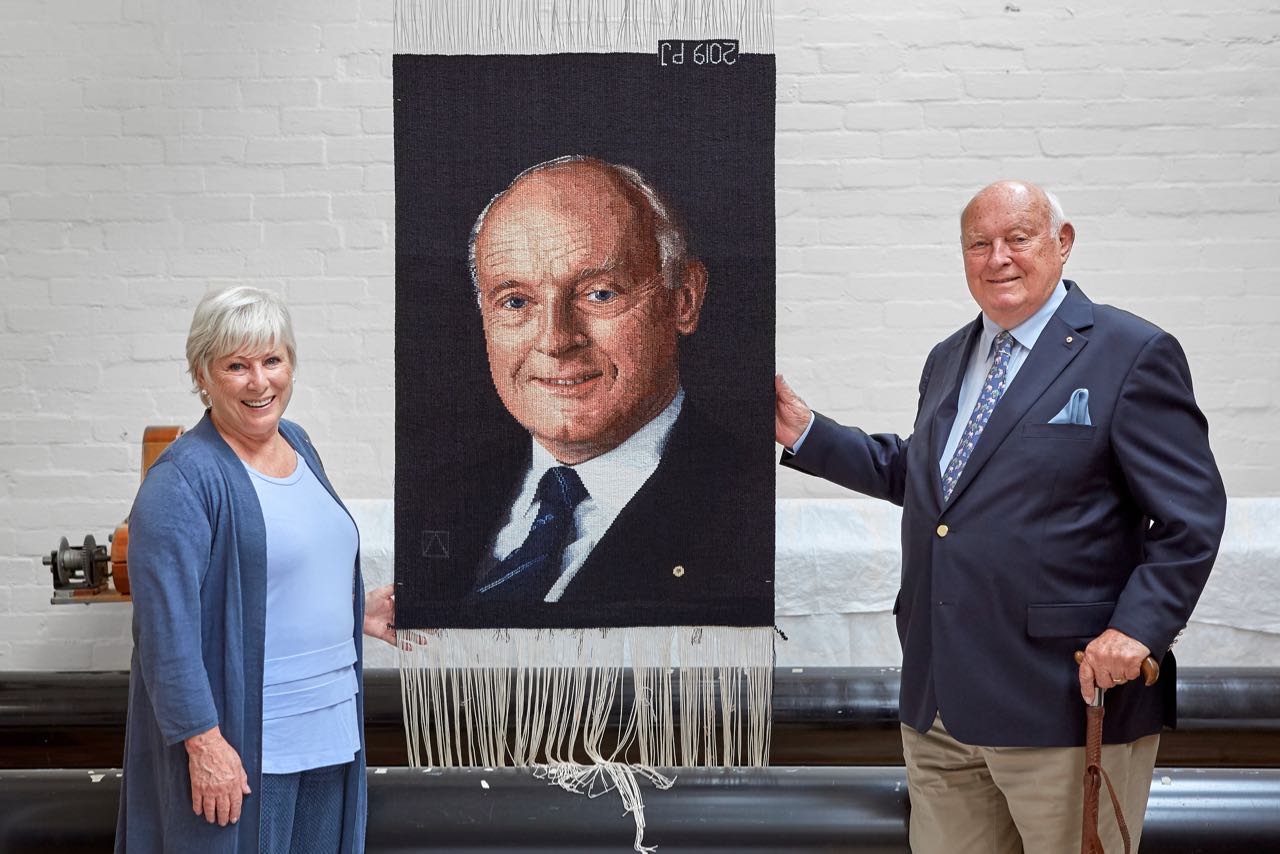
[2,767,1277,853]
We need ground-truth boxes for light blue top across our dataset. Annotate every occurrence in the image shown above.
[937,280,1069,475]
[245,451,361,775]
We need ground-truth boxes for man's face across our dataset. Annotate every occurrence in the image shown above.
[961,183,1074,329]
[474,168,705,465]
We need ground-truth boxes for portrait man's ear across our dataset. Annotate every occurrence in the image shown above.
[673,260,708,336]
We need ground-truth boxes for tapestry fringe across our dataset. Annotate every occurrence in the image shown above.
[394,0,774,55]
[397,626,772,851]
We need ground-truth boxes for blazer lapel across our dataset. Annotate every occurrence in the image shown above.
[942,283,1096,509]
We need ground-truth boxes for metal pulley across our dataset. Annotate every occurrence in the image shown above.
[44,425,183,605]
[45,535,111,591]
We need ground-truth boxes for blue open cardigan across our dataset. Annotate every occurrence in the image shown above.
[115,412,367,853]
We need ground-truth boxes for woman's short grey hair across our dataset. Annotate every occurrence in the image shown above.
[185,286,296,392]
[467,155,690,302]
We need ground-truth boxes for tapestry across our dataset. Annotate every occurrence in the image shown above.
[392,2,774,848]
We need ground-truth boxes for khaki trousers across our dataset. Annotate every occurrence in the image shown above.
[900,715,1159,854]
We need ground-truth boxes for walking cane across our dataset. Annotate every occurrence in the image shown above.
[1073,651,1160,854]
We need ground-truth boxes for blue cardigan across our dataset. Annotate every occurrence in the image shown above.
[115,413,367,853]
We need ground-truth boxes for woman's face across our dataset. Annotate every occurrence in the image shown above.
[202,344,293,445]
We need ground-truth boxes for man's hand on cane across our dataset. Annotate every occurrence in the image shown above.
[1077,628,1152,704]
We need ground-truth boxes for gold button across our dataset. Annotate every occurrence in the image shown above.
[936,525,949,537]
[672,565,685,578]
[1065,336,1074,344]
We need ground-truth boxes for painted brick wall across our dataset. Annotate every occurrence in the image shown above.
[1,0,1277,668]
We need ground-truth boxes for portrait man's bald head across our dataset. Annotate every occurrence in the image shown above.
[470,156,708,466]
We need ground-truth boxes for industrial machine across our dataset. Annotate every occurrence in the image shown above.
[44,426,183,604]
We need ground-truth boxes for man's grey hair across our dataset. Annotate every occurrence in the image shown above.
[1045,189,1068,240]
[962,181,1071,244]
[467,155,689,303]
[185,286,296,393]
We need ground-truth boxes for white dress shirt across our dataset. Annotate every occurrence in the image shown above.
[490,388,684,602]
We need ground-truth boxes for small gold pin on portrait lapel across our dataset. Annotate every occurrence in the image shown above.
[1065,335,1074,345]
[672,565,685,578]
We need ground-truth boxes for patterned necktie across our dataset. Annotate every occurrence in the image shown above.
[942,330,1015,501]
[475,466,588,599]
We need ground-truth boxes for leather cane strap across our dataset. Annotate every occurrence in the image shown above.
[1080,704,1132,854]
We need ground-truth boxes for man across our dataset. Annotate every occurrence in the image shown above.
[414,155,772,629]
[776,180,1226,852]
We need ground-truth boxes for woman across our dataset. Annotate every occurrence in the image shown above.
[115,286,396,853]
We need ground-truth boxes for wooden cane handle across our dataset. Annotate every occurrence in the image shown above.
[1074,651,1160,686]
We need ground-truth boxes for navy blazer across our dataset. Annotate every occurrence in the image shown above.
[784,282,1226,747]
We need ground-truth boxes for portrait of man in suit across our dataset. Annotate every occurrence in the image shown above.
[409,155,773,630]
[776,180,1226,853]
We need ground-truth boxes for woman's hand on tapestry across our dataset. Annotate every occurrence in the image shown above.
[363,583,398,646]
[184,725,251,826]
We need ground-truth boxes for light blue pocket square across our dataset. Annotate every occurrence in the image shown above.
[1049,388,1091,425]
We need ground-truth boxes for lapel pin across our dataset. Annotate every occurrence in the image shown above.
[673,565,685,578]
[1065,336,1074,345]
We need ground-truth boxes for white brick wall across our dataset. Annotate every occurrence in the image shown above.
[2,0,1278,669]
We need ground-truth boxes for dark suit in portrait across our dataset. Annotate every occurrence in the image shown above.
[409,404,771,629]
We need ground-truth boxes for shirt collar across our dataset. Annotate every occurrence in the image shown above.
[979,279,1068,356]
[526,386,684,511]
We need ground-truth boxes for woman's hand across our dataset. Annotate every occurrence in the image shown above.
[363,583,397,646]
[184,726,250,826]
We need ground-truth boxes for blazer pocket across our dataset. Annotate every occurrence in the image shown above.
[1022,422,1095,440]
[1026,601,1116,638]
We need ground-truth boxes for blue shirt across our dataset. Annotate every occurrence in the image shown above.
[246,451,361,774]
[937,280,1069,475]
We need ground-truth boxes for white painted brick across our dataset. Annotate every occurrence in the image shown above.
[0,166,45,192]
[247,138,325,165]
[83,81,161,108]
[284,165,364,192]
[3,81,83,109]
[11,195,90,221]
[10,222,65,250]
[878,72,963,102]
[362,165,394,192]
[180,52,259,79]
[183,222,262,250]
[45,109,122,140]
[169,253,247,278]
[281,108,363,136]
[90,194,171,221]
[242,79,319,107]
[204,166,287,194]
[103,221,183,250]
[171,195,254,221]
[324,137,392,164]
[9,137,85,164]
[200,108,281,136]
[253,194,331,221]
[245,249,324,276]
[164,137,247,164]
[48,166,128,193]
[263,222,342,249]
